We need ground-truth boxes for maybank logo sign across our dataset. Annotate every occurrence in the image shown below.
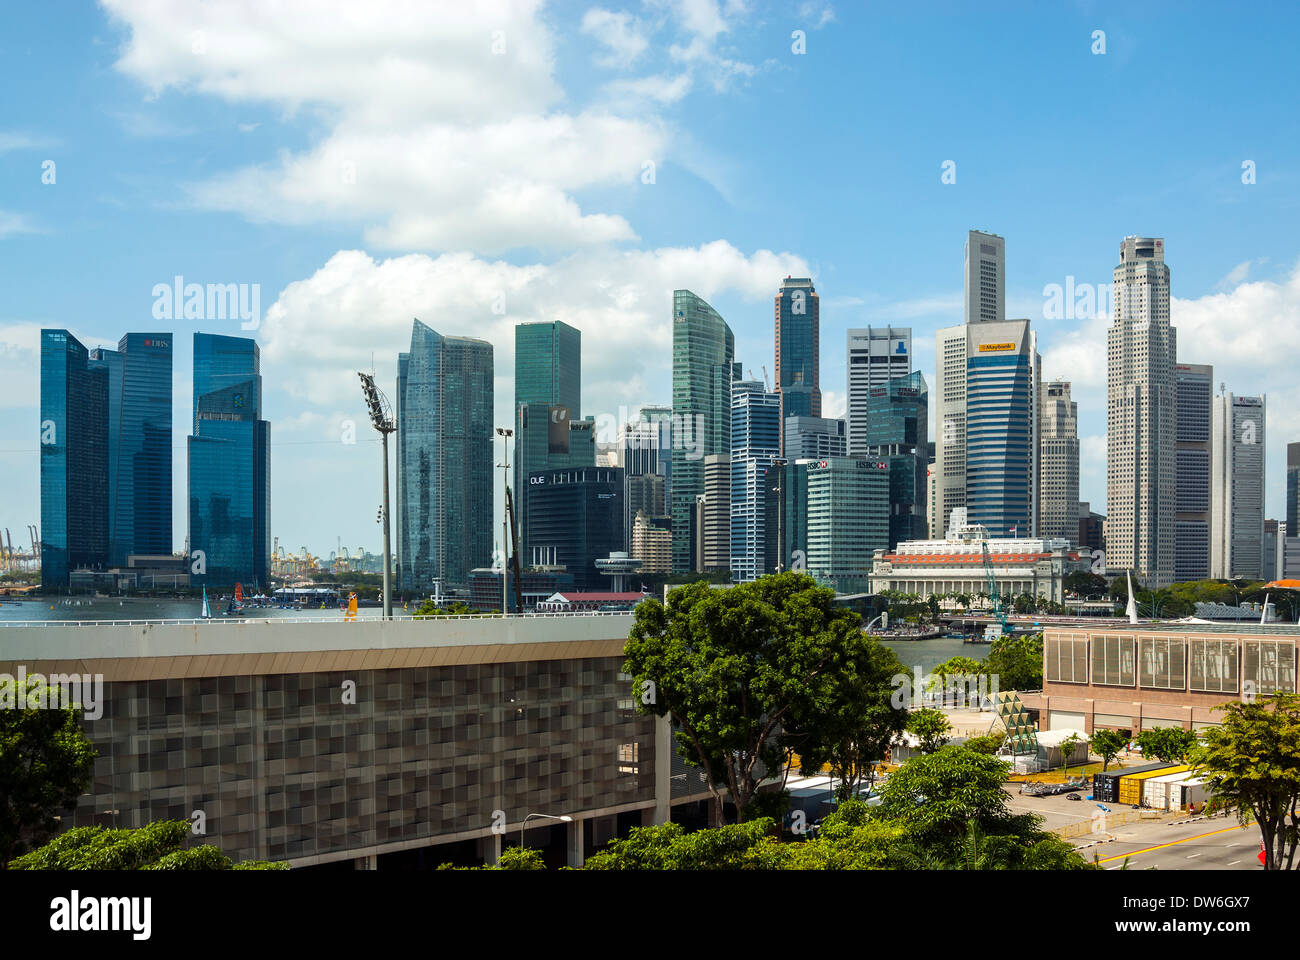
[977,342,1016,352]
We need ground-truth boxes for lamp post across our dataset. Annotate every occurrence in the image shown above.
[358,373,395,620]
[520,813,572,853]
[495,426,513,615]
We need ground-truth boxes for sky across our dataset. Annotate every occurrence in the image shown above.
[2,0,1299,558]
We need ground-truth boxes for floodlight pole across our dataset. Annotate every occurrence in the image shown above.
[380,430,392,620]
[358,373,396,620]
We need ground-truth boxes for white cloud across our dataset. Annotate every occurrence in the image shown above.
[0,131,53,153]
[581,9,650,66]
[0,212,37,238]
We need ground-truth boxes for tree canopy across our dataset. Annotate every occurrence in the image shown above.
[983,633,1043,690]
[8,820,286,870]
[1136,726,1199,763]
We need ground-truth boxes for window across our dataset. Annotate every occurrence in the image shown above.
[1188,638,1238,694]
[1091,635,1136,687]
[1046,633,1088,683]
[1138,636,1186,690]
[1242,640,1296,696]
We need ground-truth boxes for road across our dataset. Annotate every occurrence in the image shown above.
[1092,820,1260,870]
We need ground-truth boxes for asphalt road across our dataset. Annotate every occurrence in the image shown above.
[1092,820,1261,870]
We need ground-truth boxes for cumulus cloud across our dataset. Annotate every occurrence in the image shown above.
[581,8,651,66]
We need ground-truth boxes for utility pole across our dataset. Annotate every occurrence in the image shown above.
[358,373,396,620]
[496,427,513,614]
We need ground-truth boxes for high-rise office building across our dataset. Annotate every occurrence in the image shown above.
[1264,519,1280,582]
[670,290,735,572]
[965,229,1005,325]
[630,512,672,574]
[701,454,731,573]
[730,379,781,582]
[934,230,1039,539]
[846,327,911,456]
[806,457,891,594]
[1107,236,1176,588]
[763,459,811,575]
[863,371,929,550]
[1039,381,1079,543]
[396,319,493,593]
[783,416,846,460]
[40,329,109,590]
[1287,442,1300,537]
[188,333,271,589]
[90,333,174,567]
[514,321,593,562]
[774,277,820,448]
[524,466,625,590]
[1210,392,1266,579]
[1174,363,1213,581]
[621,405,673,480]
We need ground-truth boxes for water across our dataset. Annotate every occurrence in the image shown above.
[0,597,407,624]
[879,635,988,674]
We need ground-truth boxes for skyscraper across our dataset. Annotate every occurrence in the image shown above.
[91,334,174,566]
[396,319,493,593]
[524,465,624,590]
[1107,236,1176,588]
[763,460,810,575]
[670,290,735,572]
[1039,381,1080,543]
[514,321,593,562]
[964,229,1005,325]
[864,371,929,550]
[1288,443,1300,537]
[774,277,820,447]
[701,454,730,573]
[783,416,846,460]
[805,457,891,594]
[1174,363,1213,581]
[934,230,1039,539]
[846,327,911,456]
[188,333,270,588]
[40,329,109,590]
[1210,392,1266,580]
[730,379,781,582]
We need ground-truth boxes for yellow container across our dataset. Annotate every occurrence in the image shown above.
[1117,764,1188,806]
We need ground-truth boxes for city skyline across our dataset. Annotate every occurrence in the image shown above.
[4,4,1300,554]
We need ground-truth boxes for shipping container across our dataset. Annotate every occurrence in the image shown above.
[1173,776,1211,812]
[1118,764,1186,806]
[1092,763,1172,803]
[1143,771,1194,811]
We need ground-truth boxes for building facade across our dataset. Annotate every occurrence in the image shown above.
[39,329,109,590]
[763,459,810,576]
[1039,381,1079,543]
[1174,363,1213,581]
[670,290,735,572]
[863,371,928,550]
[730,379,781,582]
[1210,392,1266,580]
[524,466,625,590]
[805,457,891,594]
[783,415,846,460]
[846,326,911,456]
[701,454,730,574]
[396,319,493,593]
[188,333,270,589]
[964,229,1005,326]
[1107,236,1176,588]
[631,512,672,574]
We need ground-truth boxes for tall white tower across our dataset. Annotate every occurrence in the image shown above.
[1210,392,1266,579]
[1106,236,1176,588]
[845,326,911,456]
[1040,381,1080,542]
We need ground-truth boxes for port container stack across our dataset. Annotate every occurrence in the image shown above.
[1091,762,1173,803]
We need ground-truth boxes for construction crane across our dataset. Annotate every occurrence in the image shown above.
[761,365,770,392]
[981,539,1010,638]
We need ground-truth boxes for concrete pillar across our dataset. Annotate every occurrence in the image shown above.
[653,713,672,825]
[591,815,617,848]
[640,806,657,826]
[355,854,377,870]
[478,832,501,866]
[566,818,584,867]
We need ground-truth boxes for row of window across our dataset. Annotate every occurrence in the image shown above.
[1047,634,1296,695]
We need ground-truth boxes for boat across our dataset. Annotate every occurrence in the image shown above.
[200,586,213,620]
[225,582,246,617]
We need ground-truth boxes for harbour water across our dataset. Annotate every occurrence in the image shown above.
[0,597,404,624]
[879,635,988,673]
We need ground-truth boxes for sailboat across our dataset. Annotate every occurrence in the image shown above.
[344,592,358,622]
[225,582,245,617]
[200,586,213,620]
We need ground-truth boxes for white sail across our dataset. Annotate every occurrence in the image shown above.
[1126,571,1138,624]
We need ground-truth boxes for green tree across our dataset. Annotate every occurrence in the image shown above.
[1192,694,1300,871]
[582,819,775,870]
[794,638,908,800]
[0,675,97,868]
[1090,729,1130,771]
[1057,732,1084,777]
[414,600,480,617]
[623,572,871,824]
[963,732,1006,755]
[983,632,1043,690]
[905,708,952,754]
[8,820,286,870]
[1136,726,1199,763]
[1064,571,1109,599]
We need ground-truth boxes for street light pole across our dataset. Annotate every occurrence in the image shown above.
[358,373,396,620]
[520,813,572,854]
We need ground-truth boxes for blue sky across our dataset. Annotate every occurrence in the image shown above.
[2,0,1299,557]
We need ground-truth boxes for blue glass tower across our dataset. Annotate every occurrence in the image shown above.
[188,333,270,588]
[863,371,929,549]
[91,334,173,565]
[396,319,493,593]
[775,277,821,446]
[40,329,109,590]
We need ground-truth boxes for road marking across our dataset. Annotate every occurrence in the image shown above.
[1227,860,1240,865]
[1096,824,1250,865]
[1187,853,1200,859]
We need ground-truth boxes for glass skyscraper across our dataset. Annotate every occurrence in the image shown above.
[396,319,493,593]
[40,329,109,590]
[774,277,821,447]
[91,333,173,566]
[513,321,593,565]
[188,333,270,588]
[730,379,780,582]
[670,290,735,572]
[863,371,929,549]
